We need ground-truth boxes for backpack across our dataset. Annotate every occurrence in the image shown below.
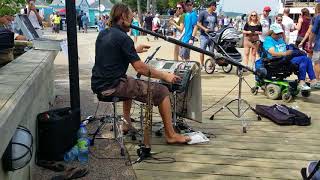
[255,104,311,126]
[301,161,320,180]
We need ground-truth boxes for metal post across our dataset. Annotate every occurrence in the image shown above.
[65,0,81,126]
[99,0,101,16]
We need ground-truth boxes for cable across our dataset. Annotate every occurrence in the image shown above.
[201,81,239,113]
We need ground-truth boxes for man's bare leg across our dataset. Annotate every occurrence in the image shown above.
[159,96,190,144]
[123,100,132,131]
[200,53,204,67]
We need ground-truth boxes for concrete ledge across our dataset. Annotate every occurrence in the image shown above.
[0,49,58,179]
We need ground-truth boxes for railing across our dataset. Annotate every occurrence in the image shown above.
[284,0,318,7]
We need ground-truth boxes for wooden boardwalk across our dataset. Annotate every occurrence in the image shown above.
[125,70,320,180]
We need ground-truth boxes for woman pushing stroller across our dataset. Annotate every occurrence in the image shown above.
[262,23,320,90]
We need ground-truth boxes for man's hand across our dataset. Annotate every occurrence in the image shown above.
[135,44,150,53]
[284,50,293,56]
[29,3,36,12]
[204,28,210,33]
[163,72,181,83]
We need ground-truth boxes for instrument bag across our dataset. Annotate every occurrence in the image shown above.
[255,104,311,126]
[301,160,320,180]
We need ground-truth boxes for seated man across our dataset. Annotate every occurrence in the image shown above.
[91,3,190,144]
[0,15,26,67]
[263,23,320,90]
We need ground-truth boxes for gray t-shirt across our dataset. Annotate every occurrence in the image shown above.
[259,15,271,42]
[198,10,217,36]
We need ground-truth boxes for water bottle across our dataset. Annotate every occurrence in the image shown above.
[77,123,88,139]
[78,146,89,164]
[77,138,90,149]
[64,145,79,162]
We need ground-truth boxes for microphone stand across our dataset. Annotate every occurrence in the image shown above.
[130,25,266,133]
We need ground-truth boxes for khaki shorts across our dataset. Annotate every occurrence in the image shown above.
[0,48,14,67]
[101,76,170,106]
[312,51,320,64]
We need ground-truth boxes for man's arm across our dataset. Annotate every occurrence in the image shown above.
[310,16,320,43]
[131,60,180,83]
[267,47,292,57]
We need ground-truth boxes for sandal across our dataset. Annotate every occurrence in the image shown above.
[37,160,66,172]
[51,167,89,180]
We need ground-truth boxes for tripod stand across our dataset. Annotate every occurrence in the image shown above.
[209,67,259,133]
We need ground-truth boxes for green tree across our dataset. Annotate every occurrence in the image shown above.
[0,0,25,16]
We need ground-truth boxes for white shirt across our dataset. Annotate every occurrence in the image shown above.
[282,15,295,38]
[224,18,230,26]
[28,10,41,29]
[260,15,271,42]
[152,17,160,27]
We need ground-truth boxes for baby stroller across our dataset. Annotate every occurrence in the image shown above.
[204,27,242,74]
[251,43,310,102]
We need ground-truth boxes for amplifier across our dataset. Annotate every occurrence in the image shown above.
[140,59,202,122]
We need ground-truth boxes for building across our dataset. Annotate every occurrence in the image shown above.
[50,0,113,26]
[279,0,319,22]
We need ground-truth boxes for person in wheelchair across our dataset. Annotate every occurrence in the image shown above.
[91,3,190,144]
[262,23,320,90]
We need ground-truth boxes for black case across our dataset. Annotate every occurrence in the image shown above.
[255,104,311,126]
[36,107,79,162]
[0,29,14,51]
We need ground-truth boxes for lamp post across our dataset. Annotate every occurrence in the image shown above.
[65,0,81,126]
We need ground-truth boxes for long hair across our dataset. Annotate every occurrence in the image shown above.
[247,11,260,25]
[315,3,320,15]
[301,8,310,19]
[177,2,186,13]
[107,3,131,27]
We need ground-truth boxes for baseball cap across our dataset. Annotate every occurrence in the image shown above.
[270,24,283,34]
[263,6,271,12]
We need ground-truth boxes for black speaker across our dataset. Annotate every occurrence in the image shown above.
[36,107,79,162]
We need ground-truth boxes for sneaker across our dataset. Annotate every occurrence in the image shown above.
[299,84,311,91]
[310,81,320,89]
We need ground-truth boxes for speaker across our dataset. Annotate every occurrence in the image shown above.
[36,107,79,162]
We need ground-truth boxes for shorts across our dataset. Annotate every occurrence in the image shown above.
[200,35,212,51]
[179,47,191,60]
[100,76,170,106]
[312,51,320,64]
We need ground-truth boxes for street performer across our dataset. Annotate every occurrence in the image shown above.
[91,3,190,144]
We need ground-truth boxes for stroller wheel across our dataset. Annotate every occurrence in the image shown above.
[266,84,281,100]
[205,58,216,74]
[251,86,259,95]
[282,93,293,103]
[301,90,311,97]
[222,64,233,73]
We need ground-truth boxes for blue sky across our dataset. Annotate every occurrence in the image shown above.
[218,0,280,15]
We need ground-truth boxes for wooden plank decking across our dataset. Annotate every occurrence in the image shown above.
[125,71,320,180]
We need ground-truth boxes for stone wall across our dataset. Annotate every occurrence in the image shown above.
[0,49,58,180]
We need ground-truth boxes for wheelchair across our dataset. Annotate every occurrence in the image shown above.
[251,43,311,102]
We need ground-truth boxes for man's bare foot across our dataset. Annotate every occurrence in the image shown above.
[122,124,134,134]
[166,134,191,144]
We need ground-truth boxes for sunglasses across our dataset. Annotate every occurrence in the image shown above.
[177,7,182,9]
[251,14,257,17]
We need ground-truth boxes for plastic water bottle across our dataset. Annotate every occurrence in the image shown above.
[77,123,88,139]
[77,138,90,149]
[64,145,79,162]
[78,147,89,164]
